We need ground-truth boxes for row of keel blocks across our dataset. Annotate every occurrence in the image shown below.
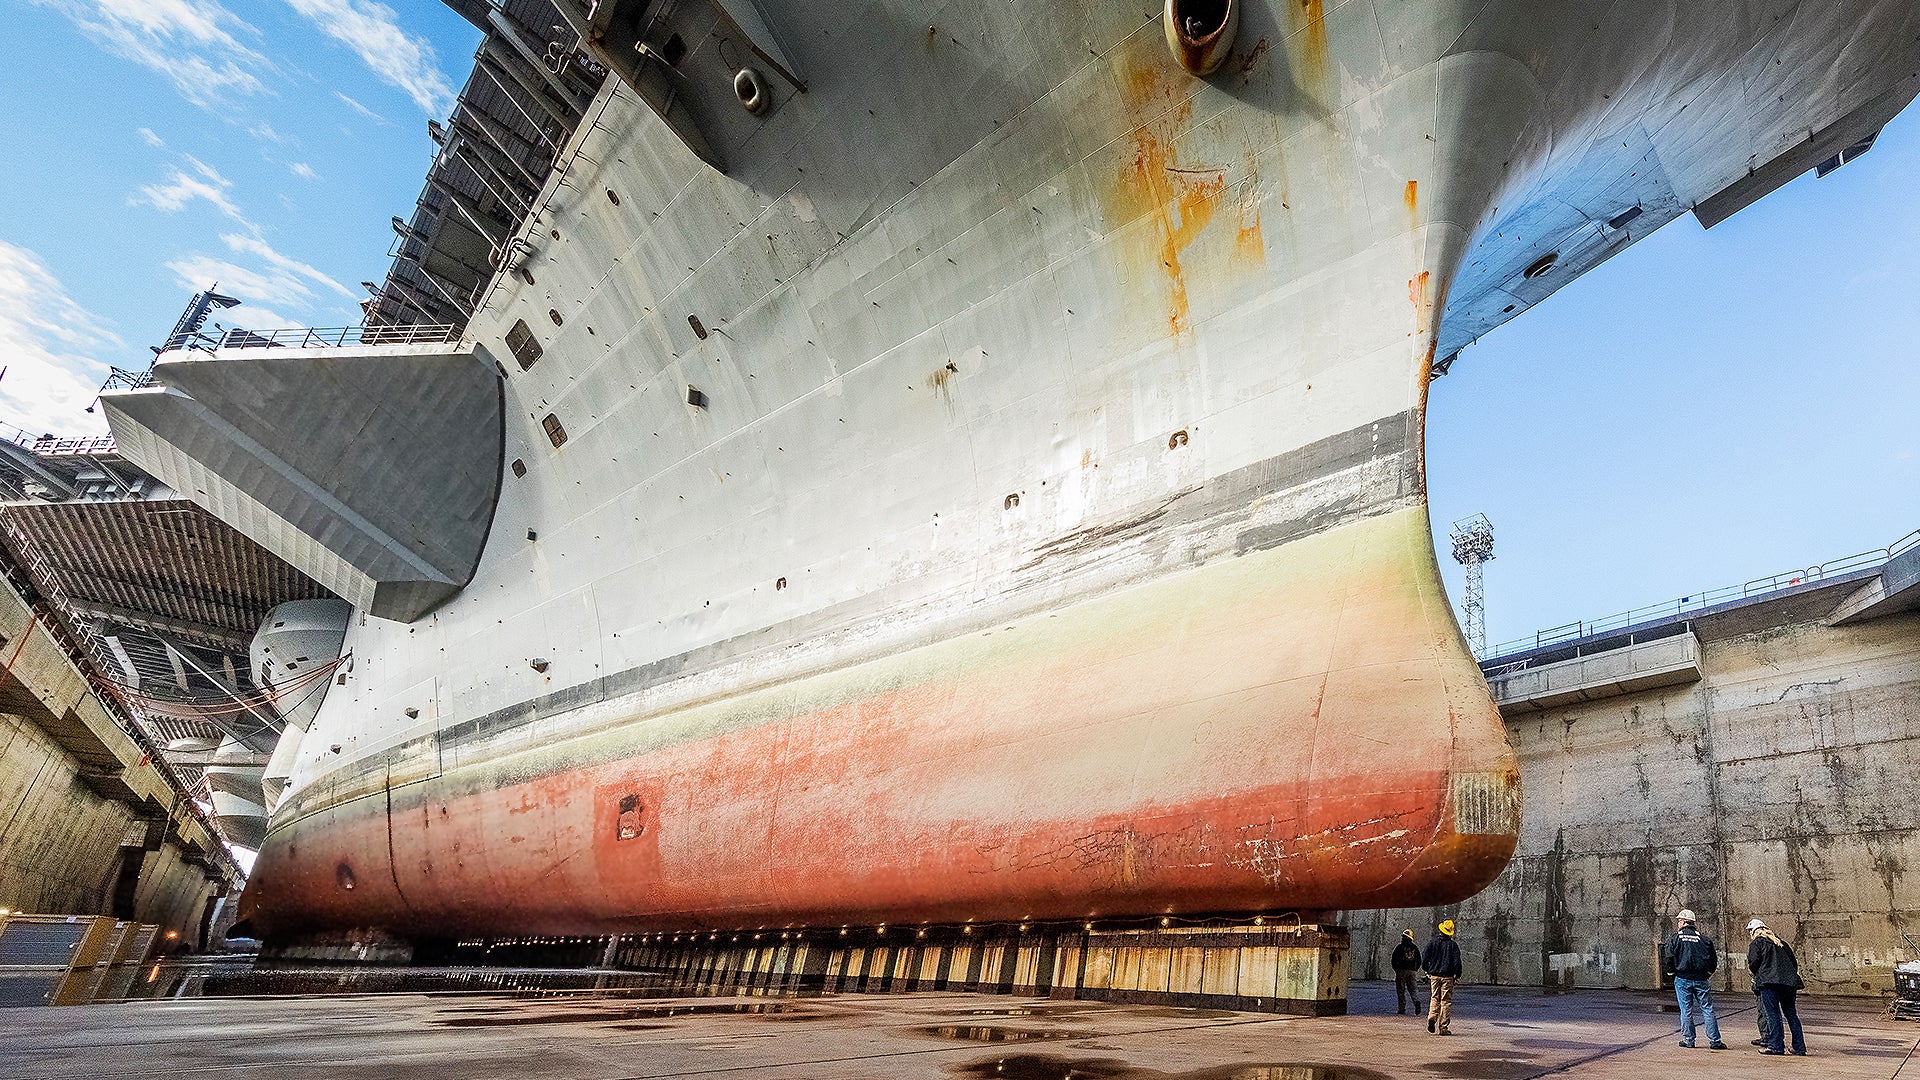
[416,923,1351,1014]
[1165,0,1238,77]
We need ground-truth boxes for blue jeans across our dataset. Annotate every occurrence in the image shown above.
[1758,985,1805,1054]
[1674,976,1721,1045]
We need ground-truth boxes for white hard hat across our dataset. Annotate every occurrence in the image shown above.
[1746,918,1767,931]
[1677,908,1697,922]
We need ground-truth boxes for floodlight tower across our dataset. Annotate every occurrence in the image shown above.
[1450,514,1496,656]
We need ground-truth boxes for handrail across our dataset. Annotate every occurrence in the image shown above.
[1482,527,1917,661]
[0,420,40,448]
[160,323,462,353]
[29,435,117,456]
[100,366,156,391]
[0,422,117,457]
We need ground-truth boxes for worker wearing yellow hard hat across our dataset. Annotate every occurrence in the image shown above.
[1422,919,1463,1034]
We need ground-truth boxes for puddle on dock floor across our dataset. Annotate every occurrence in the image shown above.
[944,1058,1393,1080]
[959,1005,1106,1017]
[915,1024,1094,1042]
[438,1001,817,1026]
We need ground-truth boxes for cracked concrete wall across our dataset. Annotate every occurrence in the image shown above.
[1345,584,1920,997]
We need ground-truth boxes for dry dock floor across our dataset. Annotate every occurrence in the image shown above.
[1,976,1913,1079]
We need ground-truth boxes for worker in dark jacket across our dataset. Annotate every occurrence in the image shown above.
[1661,908,1726,1049]
[1422,919,1463,1034]
[1390,929,1423,1015]
[1747,919,1806,1056]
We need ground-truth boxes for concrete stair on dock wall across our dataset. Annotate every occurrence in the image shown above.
[1831,543,1920,624]
[0,580,174,813]
[1485,633,1703,714]
[100,342,503,623]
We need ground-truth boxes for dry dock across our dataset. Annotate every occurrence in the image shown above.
[1,971,1912,1079]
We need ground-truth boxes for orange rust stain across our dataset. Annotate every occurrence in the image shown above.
[1234,194,1265,270]
[1122,61,1164,110]
[1404,180,1418,218]
[1295,0,1328,89]
[1417,339,1438,413]
[1408,271,1434,336]
[1113,58,1229,337]
[1162,173,1226,334]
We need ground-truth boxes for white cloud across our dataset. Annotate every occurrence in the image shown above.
[165,233,352,318]
[247,121,291,145]
[130,155,258,231]
[221,233,352,298]
[333,91,390,125]
[167,255,316,310]
[136,126,164,148]
[33,0,269,108]
[228,304,299,331]
[288,161,318,180]
[133,151,350,321]
[0,243,120,436]
[286,0,456,115]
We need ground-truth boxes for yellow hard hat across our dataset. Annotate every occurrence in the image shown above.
[1439,919,1456,936]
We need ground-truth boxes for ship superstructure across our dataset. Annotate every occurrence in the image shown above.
[97,0,1920,969]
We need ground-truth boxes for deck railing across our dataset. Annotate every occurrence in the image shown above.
[28,434,118,456]
[1483,528,1920,662]
[0,422,116,457]
[181,323,464,351]
[100,367,157,391]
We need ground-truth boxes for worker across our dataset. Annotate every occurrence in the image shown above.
[1391,929,1423,1015]
[1422,919,1463,1034]
[1747,919,1806,1056]
[1661,908,1727,1049]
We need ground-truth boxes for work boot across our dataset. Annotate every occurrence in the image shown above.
[1750,1039,1766,1046]
[1709,1042,1728,1050]
[1678,1041,1694,1049]
[1428,1018,1436,1033]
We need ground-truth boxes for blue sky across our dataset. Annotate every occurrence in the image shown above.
[1,3,1914,650]
[1430,108,1920,650]
[0,0,481,432]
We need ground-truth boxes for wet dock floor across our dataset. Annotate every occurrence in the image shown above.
[1,967,1912,1079]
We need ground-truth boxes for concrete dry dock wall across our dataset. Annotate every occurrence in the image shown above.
[0,571,234,938]
[0,710,144,914]
[1345,578,1920,997]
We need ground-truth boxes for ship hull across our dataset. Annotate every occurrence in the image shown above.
[243,505,1512,937]
[196,1,1920,943]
